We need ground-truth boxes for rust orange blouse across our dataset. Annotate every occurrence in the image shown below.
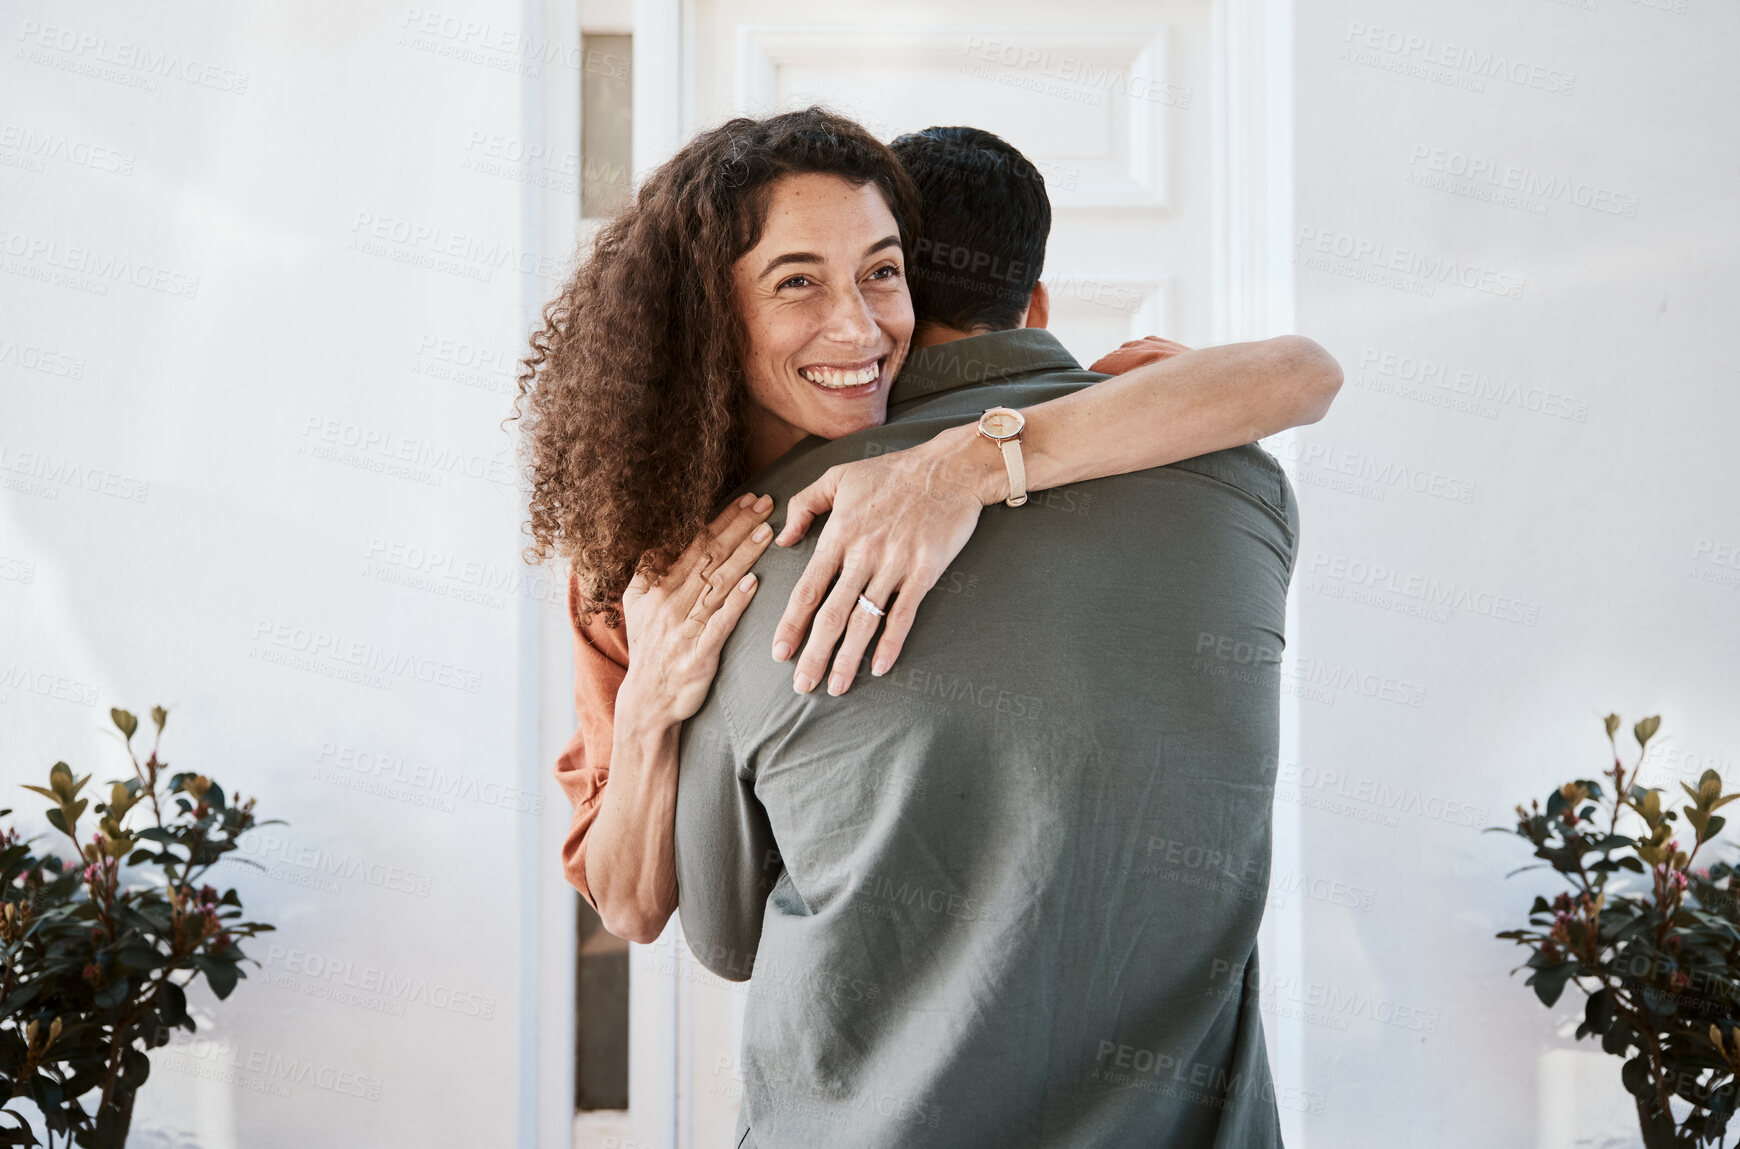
[549,337,1181,906]
[553,568,629,909]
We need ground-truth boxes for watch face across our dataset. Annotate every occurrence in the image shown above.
[981,410,1022,439]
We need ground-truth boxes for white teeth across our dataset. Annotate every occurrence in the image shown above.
[800,363,879,389]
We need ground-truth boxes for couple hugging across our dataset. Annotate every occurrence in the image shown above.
[516,106,1341,1148]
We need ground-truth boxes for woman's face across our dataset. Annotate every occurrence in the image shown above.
[733,173,913,470]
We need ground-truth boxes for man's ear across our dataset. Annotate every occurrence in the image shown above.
[1022,281,1050,330]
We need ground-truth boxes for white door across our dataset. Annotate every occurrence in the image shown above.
[618,2,1294,1146]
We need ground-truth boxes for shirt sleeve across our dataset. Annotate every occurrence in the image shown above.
[672,703,783,983]
[552,568,631,909]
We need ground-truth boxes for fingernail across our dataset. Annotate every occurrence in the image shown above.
[751,523,771,542]
[754,494,773,512]
[871,659,888,677]
[793,672,814,694]
[772,641,792,661]
[738,493,754,508]
[827,675,846,696]
[738,572,756,591]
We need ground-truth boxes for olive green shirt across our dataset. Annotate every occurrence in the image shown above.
[675,329,1298,1149]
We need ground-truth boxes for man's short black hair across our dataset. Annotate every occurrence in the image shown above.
[889,126,1050,333]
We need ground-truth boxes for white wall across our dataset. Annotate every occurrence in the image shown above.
[0,3,580,1146]
[4,2,1738,1148]
[1287,1,1740,1146]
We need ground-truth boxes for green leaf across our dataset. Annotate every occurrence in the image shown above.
[1635,715,1662,748]
[1622,1054,1654,1098]
[110,709,138,740]
[1584,987,1615,1035]
[195,955,240,1000]
[1529,962,1578,1007]
[1605,714,1621,739]
[150,706,168,732]
[1708,815,1727,841]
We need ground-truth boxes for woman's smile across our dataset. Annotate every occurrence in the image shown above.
[796,355,887,396]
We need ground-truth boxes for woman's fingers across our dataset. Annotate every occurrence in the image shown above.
[774,467,841,546]
[688,516,775,625]
[770,529,844,663]
[867,574,929,679]
[700,570,760,649]
[789,556,873,694]
[824,570,901,696]
[668,493,772,613]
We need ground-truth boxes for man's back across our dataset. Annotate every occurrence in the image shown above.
[676,329,1298,1148]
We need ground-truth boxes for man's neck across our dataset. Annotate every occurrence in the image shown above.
[912,321,1005,349]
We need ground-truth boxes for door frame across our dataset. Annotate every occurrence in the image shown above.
[525,2,1308,1146]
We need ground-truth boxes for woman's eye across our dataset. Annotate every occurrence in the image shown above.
[868,264,902,281]
[778,275,812,290]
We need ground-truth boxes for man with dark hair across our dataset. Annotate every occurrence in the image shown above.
[675,125,1328,1147]
[891,126,1052,337]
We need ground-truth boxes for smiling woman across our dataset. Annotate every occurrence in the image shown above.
[512,106,1340,943]
[733,175,913,467]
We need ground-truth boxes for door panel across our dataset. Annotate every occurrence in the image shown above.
[657,3,1215,1145]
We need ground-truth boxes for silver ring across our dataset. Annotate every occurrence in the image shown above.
[855,593,886,618]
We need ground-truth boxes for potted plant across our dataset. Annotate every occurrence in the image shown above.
[0,707,275,1147]
[1497,713,1740,1148]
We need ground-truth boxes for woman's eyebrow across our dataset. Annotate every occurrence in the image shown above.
[759,251,820,279]
[758,235,901,280]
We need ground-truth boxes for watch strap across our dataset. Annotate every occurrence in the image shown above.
[999,439,1027,507]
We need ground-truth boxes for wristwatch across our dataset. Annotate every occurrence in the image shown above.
[977,406,1028,507]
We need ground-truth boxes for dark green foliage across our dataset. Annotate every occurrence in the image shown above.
[1497,714,1740,1148]
[0,708,277,1147]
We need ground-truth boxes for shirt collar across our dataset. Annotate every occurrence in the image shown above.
[888,328,1084,407]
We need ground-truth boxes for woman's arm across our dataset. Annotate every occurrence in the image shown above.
[767,334,1343,695]
[562,494,775,943]
[982,334,1340,497]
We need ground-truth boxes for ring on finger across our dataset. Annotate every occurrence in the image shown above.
[855,593,886,618]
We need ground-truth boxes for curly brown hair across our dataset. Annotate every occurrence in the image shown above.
[512,106,922,628]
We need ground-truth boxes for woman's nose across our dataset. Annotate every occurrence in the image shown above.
[823,284,880,345]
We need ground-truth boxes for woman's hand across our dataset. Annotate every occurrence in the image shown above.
[768,425,999,697]
[619,493,776,724]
